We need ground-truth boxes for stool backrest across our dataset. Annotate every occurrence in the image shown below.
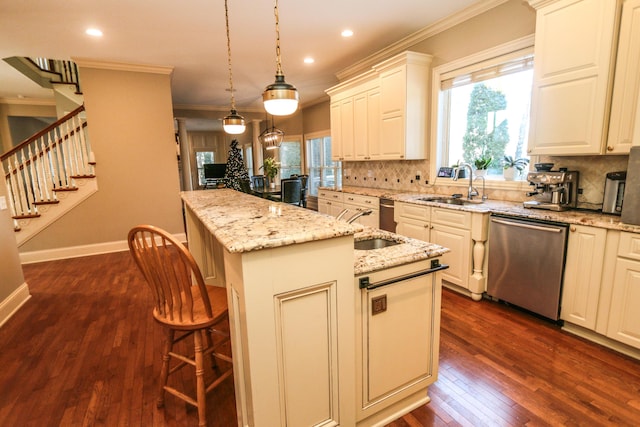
[128,225,213,324]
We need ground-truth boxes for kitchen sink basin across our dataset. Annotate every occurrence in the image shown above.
[354,238,400,250]
[418,197,484,205]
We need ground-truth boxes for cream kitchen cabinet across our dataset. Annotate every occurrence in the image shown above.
[607,0,640,154]
[318,189,380,228]
[327,51,431,161]
[560,224,608,329]
[373,51,431,160]
[354,259,443,424]
[330,97,355,161]
[606,232,640,350]
[327,74,378,162]
[526,0,620,155]
[343,192,380,228]
[394,201,488,301]
[318,189,345,217]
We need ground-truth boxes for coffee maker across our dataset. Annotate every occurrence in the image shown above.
[524,167,579,211]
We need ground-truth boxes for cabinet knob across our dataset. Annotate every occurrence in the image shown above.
[570,226,576,232]
[607,146,614,152]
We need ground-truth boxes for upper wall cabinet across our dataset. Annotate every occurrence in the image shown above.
[607,0,640,153]
[326,51,432,161]
[526,0,621,156]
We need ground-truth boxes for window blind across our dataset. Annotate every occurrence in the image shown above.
[441,51,534,91]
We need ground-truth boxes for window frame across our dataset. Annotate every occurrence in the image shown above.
[304,130,341,198]
[429,35,536,191]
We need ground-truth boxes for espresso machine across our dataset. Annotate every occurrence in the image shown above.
[524,168,579,211]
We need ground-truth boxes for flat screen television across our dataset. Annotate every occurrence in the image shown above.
[203,163,227,179]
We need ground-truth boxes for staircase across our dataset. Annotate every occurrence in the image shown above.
[1,105,96,246]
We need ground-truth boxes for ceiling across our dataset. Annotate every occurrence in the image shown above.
[1,0,487,128]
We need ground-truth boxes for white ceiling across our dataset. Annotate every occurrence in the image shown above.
[1,0,488,119]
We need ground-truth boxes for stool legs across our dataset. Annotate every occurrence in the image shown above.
[157,328,174,408]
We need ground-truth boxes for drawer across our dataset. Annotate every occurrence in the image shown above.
[343,193,378,208]
[395,202,430,221]
[318,190,343,202]
[618,232,640,261]
[430,207,471,229]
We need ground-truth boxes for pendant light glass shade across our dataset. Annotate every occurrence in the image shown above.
[263,0,298,116]
[223,109,245,134]
[222,0,245,134]
[259,115,284,150]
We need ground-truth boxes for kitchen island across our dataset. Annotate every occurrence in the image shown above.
[181,189,448,427]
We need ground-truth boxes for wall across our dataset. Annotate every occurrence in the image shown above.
[302,100,330,134]
[19,61,184,255]
[0,180,30,326]
[0,101,56,152]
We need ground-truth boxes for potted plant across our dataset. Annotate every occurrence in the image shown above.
[260,157,279,188]
[502,155,529,181]
[473,155,492,176]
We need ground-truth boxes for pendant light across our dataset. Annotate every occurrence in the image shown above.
[262,0,299,116]
[259,114,284,150]
[222,0,246,134]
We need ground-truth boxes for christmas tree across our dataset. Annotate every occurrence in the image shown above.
[224,139,250,191]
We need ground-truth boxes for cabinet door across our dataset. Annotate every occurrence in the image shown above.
[353,91,369,160]
[367,89,382,160]
[527,0,619,155]
[430,223,471,290]
[607,0,640,154]
[396,217,430,242]
[340,98,355,161]
[330,102,343,161]
[561,225,607,329]
[607,257,640,349]
[379,66,406,159]
[359,271,435,417]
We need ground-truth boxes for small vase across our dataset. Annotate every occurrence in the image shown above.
[503,167,517,181]
[269,182,276,189]
[474,169,487,177]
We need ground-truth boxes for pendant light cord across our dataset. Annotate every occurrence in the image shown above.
[274,0,284,76]
[225,0,236,110]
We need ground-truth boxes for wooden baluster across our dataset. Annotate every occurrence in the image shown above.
[26,146,41,203]
[56,126,70,188]
[49,132,62,190]
[76,115,91,176]
[2,162,18,220]
[39,137,54,201]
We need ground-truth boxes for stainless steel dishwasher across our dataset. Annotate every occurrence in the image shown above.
[379,198,396,232]
[487,214,568,321]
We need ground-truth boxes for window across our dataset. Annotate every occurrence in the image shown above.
[243,145,253,177]
[305,132,341,197]
[195,151,214,186]
[433,40,534,181]
[278,138,302,178]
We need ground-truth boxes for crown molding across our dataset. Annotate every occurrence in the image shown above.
[336,0,511,81]
[72,57,174,75]
[0,97,55,106]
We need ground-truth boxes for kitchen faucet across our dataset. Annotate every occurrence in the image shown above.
[473,175,488,201]
[346,209,373,224]
[452,163,479,200]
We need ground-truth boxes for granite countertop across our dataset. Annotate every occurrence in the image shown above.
[181,189,449,275]
[321,185,640,234]
[181,189,363,253]
[353,227,449,275]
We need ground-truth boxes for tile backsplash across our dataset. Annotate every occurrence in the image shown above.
[342,154,630,209]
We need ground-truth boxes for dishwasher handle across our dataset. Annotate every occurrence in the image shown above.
[359,262,449,290]
[491,218,564,233]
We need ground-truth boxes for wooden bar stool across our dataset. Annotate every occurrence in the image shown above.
[127,225,232,427]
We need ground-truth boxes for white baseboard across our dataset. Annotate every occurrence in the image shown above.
[19,233,187,264]
[0,282,31,328]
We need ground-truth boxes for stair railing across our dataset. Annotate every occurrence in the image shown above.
[1,105,92,228]
[31,57,81,93]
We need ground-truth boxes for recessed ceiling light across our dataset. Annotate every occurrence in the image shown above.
[304,57,315,64]
[86,28,103,37]
[341,29,354,38]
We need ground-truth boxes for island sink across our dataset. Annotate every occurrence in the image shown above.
[354,237,400,250]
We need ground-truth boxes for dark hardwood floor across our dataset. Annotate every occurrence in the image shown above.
[1,251,639,426]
